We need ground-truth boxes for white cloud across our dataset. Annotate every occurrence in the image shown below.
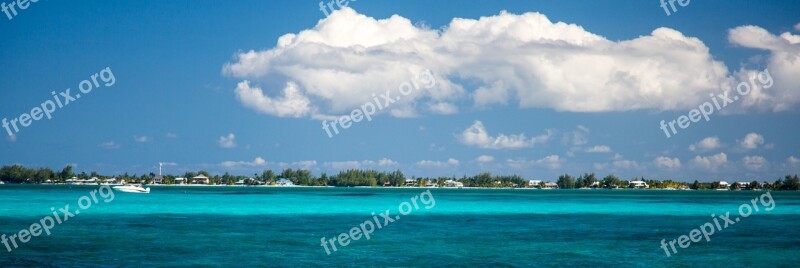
[134,135,152,143]
[536,155,561,169]
[223,8,746,118]
[728,25,800,111]
[689,153,728,171]
[98,141,120,149]
[323,158,398,170]
[273,160,318,170]
[427,102,459,114]
[563,125,589,146]
[585,145,612,153]
[166,132,178,139]
[742,156,769,171]
[377,158,399,167]
[613,159,640,170]
[788,156,800,166]
[459,120,551,149]
[795,23,800,32]
[417,158,460,168]
[476,155,495,163]
[218,133,237,148]
[654,156,681,169]
[738,132,764,150]
[689,136,722,152]
[235,81,312,118]
[221,157,266,168]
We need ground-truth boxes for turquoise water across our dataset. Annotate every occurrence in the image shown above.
[1,185,799,267]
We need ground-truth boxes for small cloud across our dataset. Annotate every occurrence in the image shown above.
[585,145,612,153]
[459,120,551,149]
[377,158,398,167]
[742,155,769,171]
[788,156,800,166]
[654,156,681,170]
[99,141,120,149]
[689,153,728,171]
[134,135,153,143]
[689,136,722,152]
[536,155,561,169]
[218,133,236,148]
[417,158,460,168]
[427,102,458,115]
[166,132,178,139]
[738,133,764,150]
[476,155,495,163]
[221,157,266,168]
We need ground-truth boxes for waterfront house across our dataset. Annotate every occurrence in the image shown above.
[152,175,164,185]
[718,181,730,190]
[66,177,80,185]
[445,180,464,188]
[192,175,210,184]
[542,182,559,189]
[735,182,750,190]
[405,179,418,187]
[276,178,294,186]
[629,180,649,189]
[528,180,542,187]
[102,178,119,185]
[174,177,186,185]
[235,179,246,186]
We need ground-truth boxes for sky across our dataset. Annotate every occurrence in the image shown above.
[0,0,799,182]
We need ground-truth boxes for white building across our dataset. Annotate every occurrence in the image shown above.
[174,177,186,185]
[629,181,649,189]
[276,178,294,186]
[192,175,210,184]
[528,180,542,187]
[718,181,730,190]
[445,180,464,188]
[542,182,559,189]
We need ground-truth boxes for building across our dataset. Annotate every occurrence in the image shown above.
[445,180,464,188]
[152,175,164,184]
[589,181,602,188]
[629,181,649,189]
[718,181,730,190]
[405,179,418,187]
[736,182,751,190]
[528,180,542,187]
[174,177,186,185]
[276,178,294,186]
[192,175,210,184]
[235,179,246,186]
[542,182,559,189]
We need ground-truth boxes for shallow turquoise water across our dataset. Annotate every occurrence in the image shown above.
[0,185,798,267]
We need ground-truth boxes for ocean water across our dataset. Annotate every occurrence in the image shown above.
[0,185,799,267]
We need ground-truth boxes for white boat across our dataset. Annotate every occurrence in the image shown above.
[113,184,151,193]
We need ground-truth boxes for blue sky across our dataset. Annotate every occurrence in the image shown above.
[1,0,799,182]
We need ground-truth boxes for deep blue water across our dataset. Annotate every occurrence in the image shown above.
[1,185,798,267]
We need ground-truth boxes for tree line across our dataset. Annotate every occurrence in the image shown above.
[1,165,798,190]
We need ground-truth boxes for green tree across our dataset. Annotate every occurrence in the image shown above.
[557,174,575,189]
